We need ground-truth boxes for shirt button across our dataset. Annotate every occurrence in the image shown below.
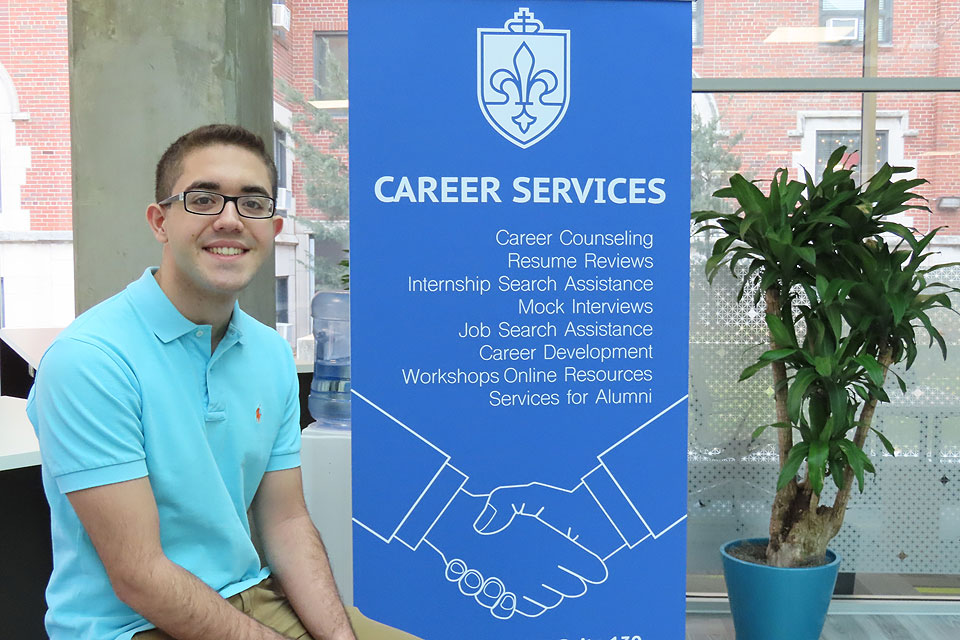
[196,329,204,337]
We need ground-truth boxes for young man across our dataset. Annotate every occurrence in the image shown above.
[27,125,356,640]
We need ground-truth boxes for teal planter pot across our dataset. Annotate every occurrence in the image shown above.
[721,538,840,640]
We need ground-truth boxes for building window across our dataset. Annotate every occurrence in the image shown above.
[692,0,703,46]
[276,276,289,325]
[274,128,287,189]
[820,0,892,44]
[313,32,348,101]
[273,127,288,215]
[814,130,889,181]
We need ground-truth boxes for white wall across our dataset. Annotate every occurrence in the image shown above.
[0,236,75,328]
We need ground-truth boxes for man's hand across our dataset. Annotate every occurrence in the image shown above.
[423,489,608,619]
[474,481,628,559]
[252,467,357,640]
[67,477,289,640]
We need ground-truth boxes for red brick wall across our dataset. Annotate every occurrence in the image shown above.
[4,1,958,235]
[0,0,71,232]
[273,0,348,222]
[693,0,960,235]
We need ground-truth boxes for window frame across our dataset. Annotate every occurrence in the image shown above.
[813,129,890,182]
[819,0,893,45]
[313,31,348,101]
[689,0,960,603]
[275,275,289,326]
[692,0,703,47]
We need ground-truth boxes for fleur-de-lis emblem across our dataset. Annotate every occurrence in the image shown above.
[489,42,560,134]
[256,406,262,423]
[478,8,570,148]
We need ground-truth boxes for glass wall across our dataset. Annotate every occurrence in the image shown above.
[691,0,960,600]
[272,0,349,355]
[0,2,75,329]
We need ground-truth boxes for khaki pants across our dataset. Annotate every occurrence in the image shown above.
[132,577,313,640]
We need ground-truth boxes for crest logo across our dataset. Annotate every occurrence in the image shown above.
[478,8,570,149]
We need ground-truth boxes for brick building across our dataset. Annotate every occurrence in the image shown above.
[271,0,350,345]
[692,0,960,236]
[1,0,956,331]
[0,0,73,328]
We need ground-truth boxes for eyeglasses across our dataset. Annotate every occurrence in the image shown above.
[158,190,277,219]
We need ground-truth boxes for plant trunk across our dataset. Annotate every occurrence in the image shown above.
[766,482,842,566]
[764,286,808,565]
[832,344,895,516]
[763,287,793,467]
[767,343,895,567]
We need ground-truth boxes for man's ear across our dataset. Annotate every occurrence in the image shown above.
[273,215,283,238]
[146,203,169,243]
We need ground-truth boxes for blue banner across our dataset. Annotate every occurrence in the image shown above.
[350,1,691,638]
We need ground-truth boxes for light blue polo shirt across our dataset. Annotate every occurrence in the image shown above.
[26,268,302,640]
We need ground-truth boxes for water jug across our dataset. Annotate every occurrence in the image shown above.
[308,291,351,428]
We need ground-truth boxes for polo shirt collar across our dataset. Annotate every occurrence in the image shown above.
[127,267,249,345]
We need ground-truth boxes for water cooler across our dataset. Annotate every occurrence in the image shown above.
[301,294,419,638]
[301,291,354,605]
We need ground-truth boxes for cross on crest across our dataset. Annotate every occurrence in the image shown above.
[477,7,571,148]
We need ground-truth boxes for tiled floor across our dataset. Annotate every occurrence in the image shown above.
[686,613,960,639]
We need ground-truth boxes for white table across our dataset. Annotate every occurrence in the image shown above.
[0,396,39,470]
[0,327,63,371]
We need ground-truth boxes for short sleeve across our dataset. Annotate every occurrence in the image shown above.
[265,346,301,472]
[28,338,147,493]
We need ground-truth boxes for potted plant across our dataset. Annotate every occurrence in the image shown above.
[692,147,959,639]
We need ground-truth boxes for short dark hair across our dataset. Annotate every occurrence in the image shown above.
[155,124,278,202]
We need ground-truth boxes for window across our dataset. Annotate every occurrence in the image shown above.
[313,32,348,101]
[273,127,288,215]
[814,130,889,181]
[820,0,892,44]
[692,0,703,46]
[276,276,289,325]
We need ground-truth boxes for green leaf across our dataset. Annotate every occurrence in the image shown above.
[808,440,829,496]
[739,360,770,382]
[815,274,830,300]
[866,163,893,194]
[729,174,769,215]
[814,356,833,377]
[796,246,816,266]
[825,305,843,341]
[871,428,897,456]
[825,146,847,174]
[827,383,848,433]
[765,313,795,348]
[777,442,810,491]
[837,440,870,493]
[759,348,797,362]
[854,353,885,386]
[827,279,857,303]
[751,421,791,440]
[787,369,817,423]
[916,311,948,360]
[888,294,908,326]
[880,221,920,253]
[711,234,738,259]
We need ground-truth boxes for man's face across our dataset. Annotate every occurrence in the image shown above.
[148,144,282,305]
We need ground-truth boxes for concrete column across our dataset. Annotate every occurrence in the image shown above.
[68,0,276,325]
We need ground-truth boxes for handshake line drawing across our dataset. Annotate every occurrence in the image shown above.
[351,390,688,621]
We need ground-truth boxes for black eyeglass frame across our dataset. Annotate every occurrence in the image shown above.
[158,190,277,219]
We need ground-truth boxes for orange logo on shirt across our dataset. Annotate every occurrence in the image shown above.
[256,406,262,423]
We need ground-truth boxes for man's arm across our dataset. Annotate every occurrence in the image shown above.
[251,466,356,640]
[68,477,290,640]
